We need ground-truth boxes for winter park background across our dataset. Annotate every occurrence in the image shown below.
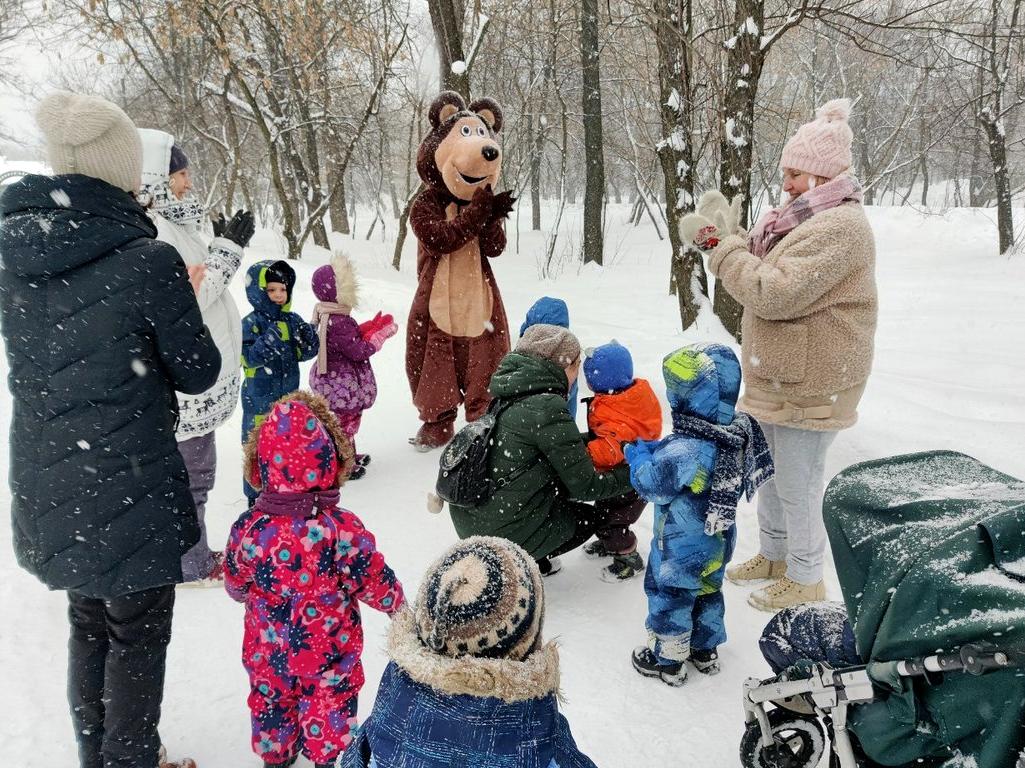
[1,1,1025,766]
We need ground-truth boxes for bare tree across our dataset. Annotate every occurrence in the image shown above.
[580,0,606,264]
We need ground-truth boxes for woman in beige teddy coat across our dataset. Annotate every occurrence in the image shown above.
[681,98,878,612]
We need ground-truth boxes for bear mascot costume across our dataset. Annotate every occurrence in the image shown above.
[406,91,515,450]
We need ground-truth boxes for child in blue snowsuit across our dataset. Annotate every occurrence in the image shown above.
[520,296,579,421]
[240,259,318,501]
[626,343,773,686]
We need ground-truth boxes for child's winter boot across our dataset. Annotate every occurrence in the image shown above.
[600,551,644,582]
[537,556,562,577]
[262,756,297,768]
[631,647,687,687]
[582,540,612,559]
[689,648,721,675]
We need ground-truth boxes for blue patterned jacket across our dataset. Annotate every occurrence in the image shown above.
[341,612,597,768]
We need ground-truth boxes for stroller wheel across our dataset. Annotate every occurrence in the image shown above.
[740,708,826,768]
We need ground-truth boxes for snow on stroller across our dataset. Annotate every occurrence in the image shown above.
[739,451,1025,768]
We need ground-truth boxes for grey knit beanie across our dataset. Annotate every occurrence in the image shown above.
[515,323,581,368]
[35,91,143,194]
[414,537,545,661]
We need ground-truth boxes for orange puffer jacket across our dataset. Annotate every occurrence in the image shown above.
[586,379,663,471]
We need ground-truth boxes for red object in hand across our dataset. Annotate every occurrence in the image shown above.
[359,311,395,341]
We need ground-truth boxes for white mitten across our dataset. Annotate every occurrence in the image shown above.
[697,190,742,236]
[679,212,721,251]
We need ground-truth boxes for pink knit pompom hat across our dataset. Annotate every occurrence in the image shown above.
[780,98,854,179]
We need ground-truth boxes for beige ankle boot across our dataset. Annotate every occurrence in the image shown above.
[726,553,787,584]
[748,576,826,612]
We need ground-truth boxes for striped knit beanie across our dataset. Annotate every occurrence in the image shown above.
[414,537,544,661]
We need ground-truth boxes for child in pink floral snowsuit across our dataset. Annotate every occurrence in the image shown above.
[225,392,405,768]
[309,252,397,480]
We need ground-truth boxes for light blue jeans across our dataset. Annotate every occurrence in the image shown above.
[756,424,837,584]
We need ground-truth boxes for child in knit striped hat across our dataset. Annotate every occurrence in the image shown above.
[341,537,598,768]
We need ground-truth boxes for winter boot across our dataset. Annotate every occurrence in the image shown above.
[631,647,687,687]
[157,746,197,768]
[582,540,613,559]
[262,756,298,768]
[600,551,645,582]
[726,553,787,584]
[409,420,454,452]
[537,556,563,577]
[689,648,721,675]
[748,576,826,612]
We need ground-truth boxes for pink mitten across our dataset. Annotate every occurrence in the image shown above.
[368,321,398,351]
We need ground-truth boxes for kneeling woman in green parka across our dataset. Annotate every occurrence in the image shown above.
[448,324,633,575]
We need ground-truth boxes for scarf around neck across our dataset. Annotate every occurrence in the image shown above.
[253,488,341,518]
[671,412,775,535]
[312,302,351,374]
[748,174,863,259]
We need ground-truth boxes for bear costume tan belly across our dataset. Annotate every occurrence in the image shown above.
[428,202,494,338]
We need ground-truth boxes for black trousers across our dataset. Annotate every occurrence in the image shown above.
[545,500,614,559]
[67,585,175,768]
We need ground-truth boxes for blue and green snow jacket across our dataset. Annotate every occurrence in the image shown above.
[239,260,318,443]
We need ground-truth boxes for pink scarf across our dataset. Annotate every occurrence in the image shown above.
[748,175,863,258]
[312,302,350,375]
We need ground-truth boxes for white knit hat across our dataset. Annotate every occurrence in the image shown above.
[138,127,174,196]
[35,91,143,193]
[780,98,854,179]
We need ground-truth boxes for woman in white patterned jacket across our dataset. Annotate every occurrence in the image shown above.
[139,128,255,585]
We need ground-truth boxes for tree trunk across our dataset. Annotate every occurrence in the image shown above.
[579,0,605,265]
[654,0,706,330]
[981,114,1016,254]
[428,0,469,99]
[715,0,766,339]
[329,169,350,234]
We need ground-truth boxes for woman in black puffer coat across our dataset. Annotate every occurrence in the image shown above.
[0,92,218,768]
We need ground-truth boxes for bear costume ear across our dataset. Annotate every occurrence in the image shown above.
[429,91,467,128]
[469,97,503,134]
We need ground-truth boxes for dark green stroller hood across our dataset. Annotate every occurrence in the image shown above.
[824,450,1025,768]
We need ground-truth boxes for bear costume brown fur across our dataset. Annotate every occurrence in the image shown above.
[406,91,515,450]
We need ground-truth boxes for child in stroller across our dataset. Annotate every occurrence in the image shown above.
[739,451,1025,768]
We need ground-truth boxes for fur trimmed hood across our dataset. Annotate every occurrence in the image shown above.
[243,390,355,490]
[312,250,360,309]
[387,608,562,703]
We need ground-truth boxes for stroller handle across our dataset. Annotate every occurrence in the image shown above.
[897,643,1024,678]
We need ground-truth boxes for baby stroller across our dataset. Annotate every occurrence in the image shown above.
[739,451,1025,768]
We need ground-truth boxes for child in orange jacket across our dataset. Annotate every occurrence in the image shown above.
[581,342,663,581]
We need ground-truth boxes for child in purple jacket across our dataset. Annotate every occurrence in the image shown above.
[309,252,397,479]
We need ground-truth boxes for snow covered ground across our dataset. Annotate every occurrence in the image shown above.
[2,201,1023,767]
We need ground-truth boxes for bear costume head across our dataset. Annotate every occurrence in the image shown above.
[417,91,504,203]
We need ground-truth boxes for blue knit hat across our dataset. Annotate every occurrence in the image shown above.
[584,341,634,394]
[169,144,189,175]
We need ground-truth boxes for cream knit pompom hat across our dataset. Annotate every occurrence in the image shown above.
[780,98,854,180]
[36,91,143,194]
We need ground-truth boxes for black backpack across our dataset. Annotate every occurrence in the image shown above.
[436,397,528,507]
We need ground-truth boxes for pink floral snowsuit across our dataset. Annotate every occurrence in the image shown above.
[225,399,404,765]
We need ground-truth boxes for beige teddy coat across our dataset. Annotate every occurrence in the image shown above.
[709,202,878,431]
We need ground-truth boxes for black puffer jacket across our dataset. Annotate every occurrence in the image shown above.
[0,174,220,598]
